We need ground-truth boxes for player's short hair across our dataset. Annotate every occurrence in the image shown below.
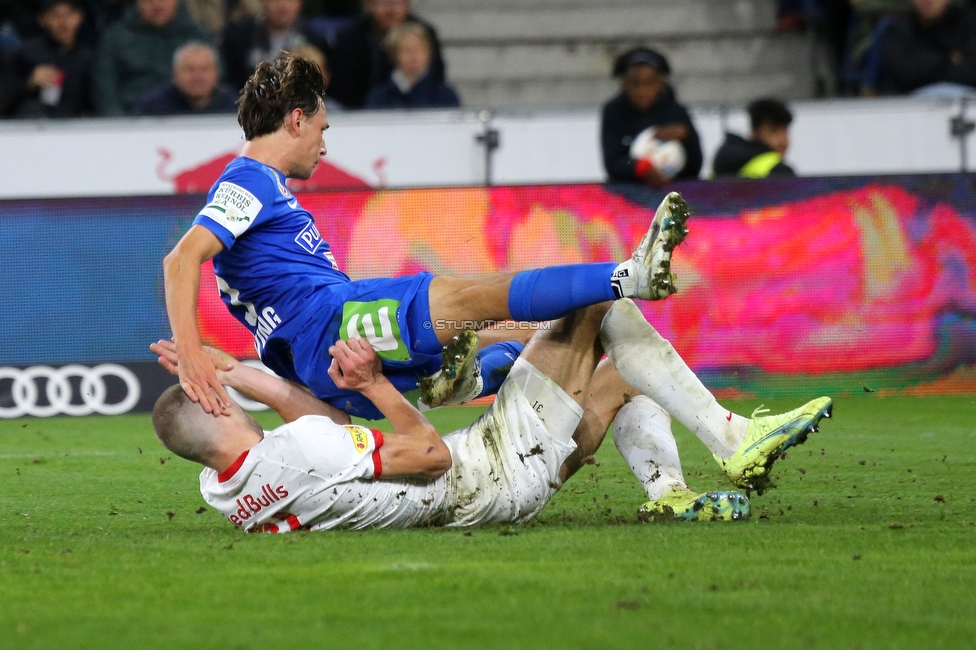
[237,55,328,141]
[748,98,793,131]
[152,385,222,465]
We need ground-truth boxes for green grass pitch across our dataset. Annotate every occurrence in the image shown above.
[2,395,976,649]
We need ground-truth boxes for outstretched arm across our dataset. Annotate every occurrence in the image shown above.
[150,340,351,425]
[329,339,452,479]
[163,225,231,415]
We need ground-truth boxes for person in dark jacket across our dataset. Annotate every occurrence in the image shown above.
[93,0,213,116]
[222,0,329,91]
[600,47,702,185]
[713,98,796,178]
[131,41,237,115]
[7,0,93,118]
[365,21,458,109]
[880,0,976,95]
[327,0,444,109]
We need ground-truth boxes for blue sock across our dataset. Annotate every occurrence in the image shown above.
[475,340,524,397]
[508,263,619,322]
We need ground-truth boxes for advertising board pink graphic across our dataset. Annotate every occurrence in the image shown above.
[198,181,976,397]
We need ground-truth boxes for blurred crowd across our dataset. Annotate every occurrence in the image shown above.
[0,0,460,118]
[601,48,795,185]
[2,0,974,120]
[779,0,976,97]
[2,0,974,184]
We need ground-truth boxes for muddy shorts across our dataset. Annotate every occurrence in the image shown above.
[439,357,582,527]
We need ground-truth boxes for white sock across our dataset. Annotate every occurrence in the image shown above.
[610,259,637,299]
[612,396,686,501]
[601,299,749,460]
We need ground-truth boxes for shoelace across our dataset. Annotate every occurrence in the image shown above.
[751,404,770,418]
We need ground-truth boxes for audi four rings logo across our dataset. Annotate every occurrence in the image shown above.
[0,365,141,418]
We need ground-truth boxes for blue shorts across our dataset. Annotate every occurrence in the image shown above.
[262,272,444,419]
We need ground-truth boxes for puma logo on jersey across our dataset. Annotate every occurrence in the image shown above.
[295,219,324,254]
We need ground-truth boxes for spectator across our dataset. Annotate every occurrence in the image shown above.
[713,99,796,179]
[364,22,458,109]
[131,41,237,115]
[183,0,264,35]
[880,0,976,95]
[600,47,702,185]
[8,0,93,119]
[327,0,444,109]
[222,0,328,90]
[93,0,212,116]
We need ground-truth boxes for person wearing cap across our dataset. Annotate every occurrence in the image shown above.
[600,47,703,186]
[7,0,93,118]
[712,98,796,179]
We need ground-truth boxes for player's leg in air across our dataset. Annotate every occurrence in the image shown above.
[289,192,690,420]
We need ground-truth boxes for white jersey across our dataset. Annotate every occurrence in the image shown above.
[199,417,445,532]
[200,358,582,532]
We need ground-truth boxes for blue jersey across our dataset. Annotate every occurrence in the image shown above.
[193,157,349,360]
[191,157,463,420]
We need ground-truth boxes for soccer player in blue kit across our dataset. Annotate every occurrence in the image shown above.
[163,56,690,419]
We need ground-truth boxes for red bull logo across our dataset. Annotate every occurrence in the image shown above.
[157,149,370,194]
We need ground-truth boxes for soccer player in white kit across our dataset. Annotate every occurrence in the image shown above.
[151,300,832,531]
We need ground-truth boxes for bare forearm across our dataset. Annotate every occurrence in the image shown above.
[361,378,437,438]
[163,250,204,352]
[224,364,349,424]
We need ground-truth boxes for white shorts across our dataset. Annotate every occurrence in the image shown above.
[440,357,582,527]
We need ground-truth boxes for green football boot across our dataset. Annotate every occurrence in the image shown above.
[419,330,482,408]
[719,397,833,495]
[638,488,751,522]
[629,191,691,300]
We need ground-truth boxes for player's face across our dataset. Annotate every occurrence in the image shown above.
[622,65,665,113]
[291,102,328,180]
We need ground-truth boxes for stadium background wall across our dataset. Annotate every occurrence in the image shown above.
[2,174,976,417]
